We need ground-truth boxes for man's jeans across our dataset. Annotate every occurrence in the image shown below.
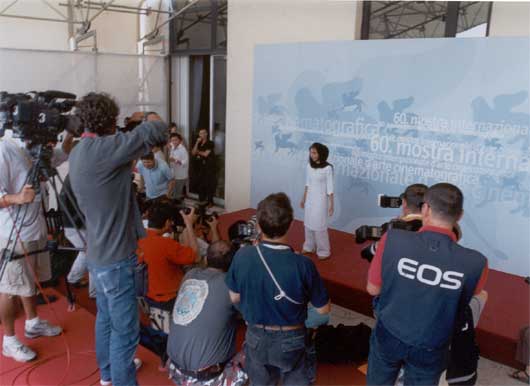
[245,325,310,386]
[367,321,448,386]
[90,255,140,386]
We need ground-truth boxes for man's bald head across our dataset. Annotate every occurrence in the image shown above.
[206,240,233,272]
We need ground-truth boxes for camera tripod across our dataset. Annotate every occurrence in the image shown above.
[0,143,87,309]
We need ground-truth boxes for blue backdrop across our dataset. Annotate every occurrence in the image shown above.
[251,37,530,277]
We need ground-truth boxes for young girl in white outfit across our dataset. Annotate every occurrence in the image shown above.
[300,142,334,260]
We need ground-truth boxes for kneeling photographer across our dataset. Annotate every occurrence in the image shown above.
[138,202,201,305]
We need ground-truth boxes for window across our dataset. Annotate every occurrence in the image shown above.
[170,0,227,54]
[361,1,493,39]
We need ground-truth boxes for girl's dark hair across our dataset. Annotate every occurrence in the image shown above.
[76,92,119,136]
[309,142,331,169]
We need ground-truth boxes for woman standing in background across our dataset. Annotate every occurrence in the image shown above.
[300,142,334,260]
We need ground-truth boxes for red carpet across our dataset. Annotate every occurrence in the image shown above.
[0,289,172,386]
[219,209,530,369]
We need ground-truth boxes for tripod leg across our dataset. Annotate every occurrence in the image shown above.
[65,277,76,312]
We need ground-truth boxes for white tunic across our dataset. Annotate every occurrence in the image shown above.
[304,164,334,231]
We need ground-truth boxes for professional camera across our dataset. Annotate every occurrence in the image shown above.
[0,90,80,144]
[146,199,191,229]
[193,202,219,227]
[228,215,259,249]
[355,218,423,263]
[378,194,403,208]
[355,219,421,244]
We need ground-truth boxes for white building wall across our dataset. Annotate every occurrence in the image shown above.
[224,0,362,211]
[0,0,70,51]
[0,0,171,54]
[489,1,530,37]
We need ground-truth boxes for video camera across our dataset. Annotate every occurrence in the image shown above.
[228,216,259,249]
[0,90,80,144]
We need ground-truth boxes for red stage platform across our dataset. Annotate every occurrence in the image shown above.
[219,209,530,369]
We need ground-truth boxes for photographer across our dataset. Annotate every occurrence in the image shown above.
[69,93,168,386]
[137,204,201,304]
[179,206,220,259]
[365,183,489,386]
[0,139,64,362]
[361,184,427,262]
[226,192,330,386]
[167,240,247,386]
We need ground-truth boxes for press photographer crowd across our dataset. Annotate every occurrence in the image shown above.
[0,90,528,386]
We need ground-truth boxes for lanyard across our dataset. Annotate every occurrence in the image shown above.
[255,245,302,305]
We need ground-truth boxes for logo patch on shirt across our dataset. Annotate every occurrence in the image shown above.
[172,279,209,325]
[397,258,464,290]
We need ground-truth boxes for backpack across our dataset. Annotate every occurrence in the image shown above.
[315,323,372,363]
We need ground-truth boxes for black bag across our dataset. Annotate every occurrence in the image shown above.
[446,305,479,385]
[315,323,372,364]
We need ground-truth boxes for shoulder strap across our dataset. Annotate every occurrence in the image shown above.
[255,245,302,305]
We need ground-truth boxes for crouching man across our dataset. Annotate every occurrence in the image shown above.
[167,240,247,386]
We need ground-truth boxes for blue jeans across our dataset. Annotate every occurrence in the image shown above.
[245,325,310,386]
[367,322,448,386]
[90,255,140,386]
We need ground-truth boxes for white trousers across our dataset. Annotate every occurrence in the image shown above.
[303,226,331,258]
[64,228,95,297]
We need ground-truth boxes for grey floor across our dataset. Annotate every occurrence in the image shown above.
[329,304,522,386]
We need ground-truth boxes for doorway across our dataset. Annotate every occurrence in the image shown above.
[188,54,227,205]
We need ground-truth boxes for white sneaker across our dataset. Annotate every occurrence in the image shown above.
[25,319,62,339]
[2,342,37,362]
[99,358,142,385]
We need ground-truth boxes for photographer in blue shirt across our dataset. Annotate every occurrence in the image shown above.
[136,151,175,200]
[226,192,330,386]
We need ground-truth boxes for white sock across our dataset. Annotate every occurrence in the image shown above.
[25,317,41,329]
[3,335,20,348]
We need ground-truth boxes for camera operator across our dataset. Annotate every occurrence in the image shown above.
[361,184,427,262]
[167,239,247,386]
[365,183,489,386]
[138,204,201,305]
[69,93,168,386]
[226,192,330,386]
[0,137,69,362]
